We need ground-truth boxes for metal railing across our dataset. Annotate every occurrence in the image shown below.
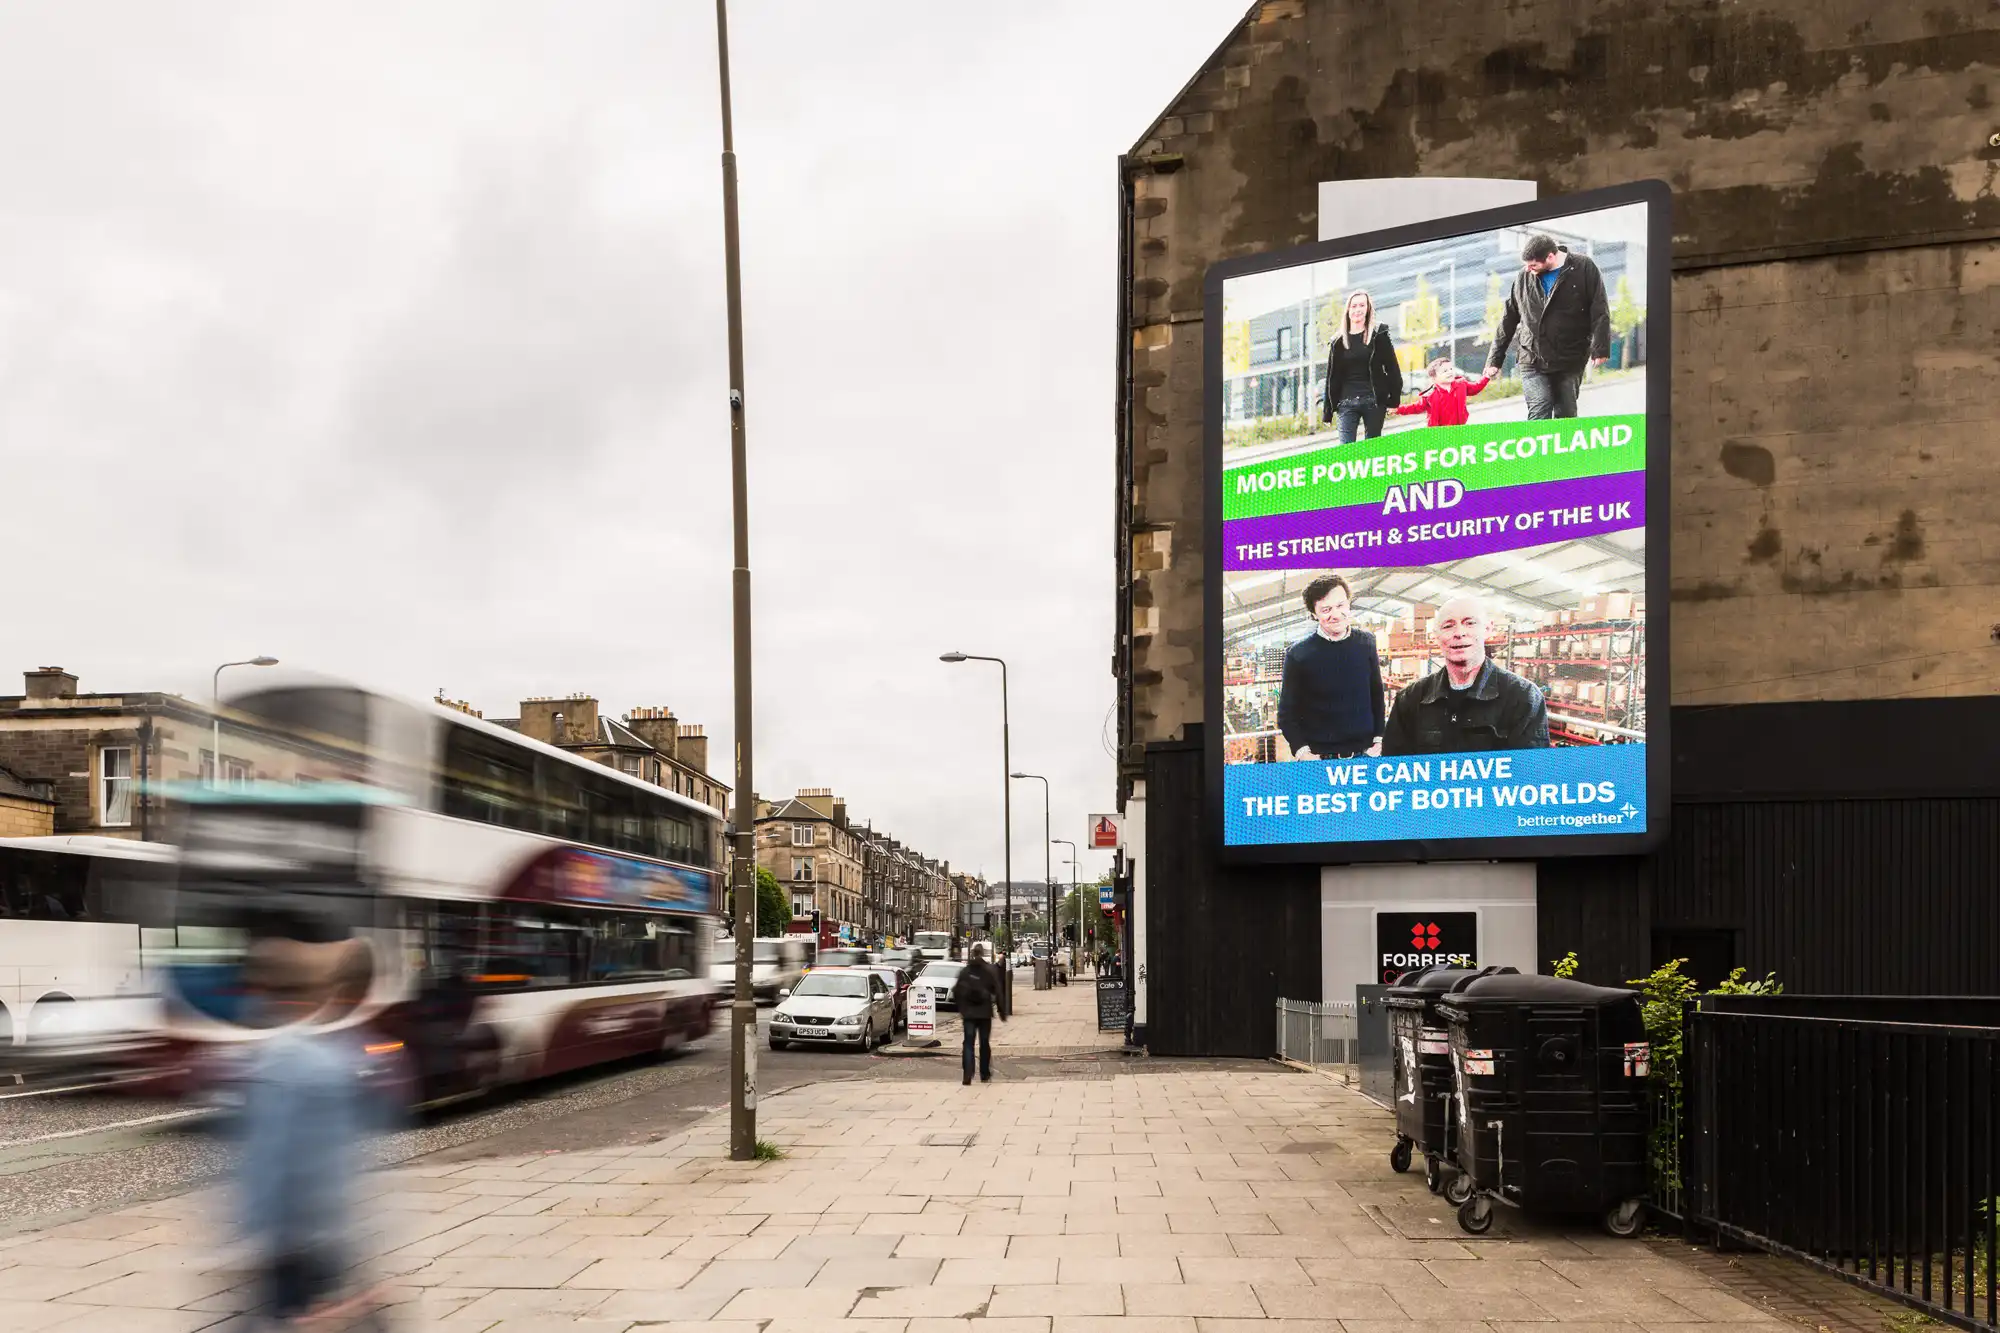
[1648,1066,1685,1221]
[1274,998,1356,1084]
[1687,1008,1999,1332]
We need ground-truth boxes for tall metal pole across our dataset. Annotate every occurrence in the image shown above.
[940,654,1010,960]
[1052,838,1077,968]
[1011,773,1050,958]
[716,0,758,1164]
[211,657,277,789]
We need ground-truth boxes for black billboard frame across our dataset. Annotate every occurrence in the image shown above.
[1203,179,1673,867]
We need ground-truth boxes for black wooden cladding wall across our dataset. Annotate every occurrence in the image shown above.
[1541,697,2000,996]
[1145,698,2000,1057]
[1143,734,1320,1057]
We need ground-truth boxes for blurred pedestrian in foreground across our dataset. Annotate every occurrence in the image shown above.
[951,943,1005,1086]
[237,936,387,1330]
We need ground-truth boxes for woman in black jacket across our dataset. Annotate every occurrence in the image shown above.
[1320,289,1404,444]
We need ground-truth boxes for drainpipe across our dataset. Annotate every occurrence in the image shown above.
[1115,153,1137,805]
[138,716,154,841]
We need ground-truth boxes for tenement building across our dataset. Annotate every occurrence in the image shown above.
[1111,0,2000,1052]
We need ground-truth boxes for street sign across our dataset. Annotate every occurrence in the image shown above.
[909,985,936,1039]
[1089,813,1121,849]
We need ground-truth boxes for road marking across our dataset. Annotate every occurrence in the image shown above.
[0,1070,160,1101]
[0,1108,208,1148]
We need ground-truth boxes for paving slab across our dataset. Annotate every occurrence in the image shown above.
[0,980,1921,1329]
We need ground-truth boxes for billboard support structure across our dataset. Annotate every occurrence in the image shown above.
[1205,180,1672,866]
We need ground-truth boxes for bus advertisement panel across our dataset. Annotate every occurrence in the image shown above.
[1205,182,1670,864]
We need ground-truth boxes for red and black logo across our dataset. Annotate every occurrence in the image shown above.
[1376,911,1479,982]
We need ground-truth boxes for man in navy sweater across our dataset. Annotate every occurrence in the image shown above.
[1277,574,1386,761]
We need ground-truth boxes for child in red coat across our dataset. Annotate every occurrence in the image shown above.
[1395,358,1491,427]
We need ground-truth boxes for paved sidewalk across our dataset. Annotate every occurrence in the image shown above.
[890,966,1128,1060]
[0,984,1863,1331]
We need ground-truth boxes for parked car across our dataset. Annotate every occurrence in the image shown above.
[863,965,911,1032]
[769,968,896,1051]
[914,959,966,1011]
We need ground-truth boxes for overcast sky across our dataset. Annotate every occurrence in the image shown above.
[0,2,1242,885]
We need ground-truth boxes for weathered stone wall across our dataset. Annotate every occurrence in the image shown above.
[1121,0,2000,749]
[0,794,53,838]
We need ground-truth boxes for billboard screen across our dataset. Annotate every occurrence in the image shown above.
[1205,182,1670,864]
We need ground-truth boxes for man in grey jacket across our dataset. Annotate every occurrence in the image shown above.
[1485,233,1612,420]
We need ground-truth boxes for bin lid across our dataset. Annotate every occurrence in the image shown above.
[1384,965,1491,1003]
[1445,972,1637,1007]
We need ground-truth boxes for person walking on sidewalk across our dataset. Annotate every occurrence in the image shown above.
[1486,233,1611,420]
[235,936,391,1331]
[952,942,1006,1085]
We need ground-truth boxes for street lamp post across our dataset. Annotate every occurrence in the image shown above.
[715,0,761,1163]
[211,657,279,788]
[1010,772,1051,960]
[1051,837,1078,969]
[941,653,1010,956]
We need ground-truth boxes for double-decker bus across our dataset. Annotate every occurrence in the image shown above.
[148,680,723,1109]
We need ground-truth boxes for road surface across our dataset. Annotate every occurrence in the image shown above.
[0,1009,952,1236]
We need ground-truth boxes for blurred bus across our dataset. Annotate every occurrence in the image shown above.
[0,836,176,1080]
[148,681,723,1109]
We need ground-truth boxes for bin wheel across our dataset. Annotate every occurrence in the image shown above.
[1424,1156,1442,1194]
[1443,1171,1474,1206]
[1457,1195,1495,1235]
[1602,1198,1645,1238]
[1389,1139,1412,1174]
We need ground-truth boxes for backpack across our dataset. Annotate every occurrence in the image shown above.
[955,963,994,1008]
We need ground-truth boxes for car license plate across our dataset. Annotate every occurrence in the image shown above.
[796,1027,829,1038]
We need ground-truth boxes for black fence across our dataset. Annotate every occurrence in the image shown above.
[1682,1001,1999,1331]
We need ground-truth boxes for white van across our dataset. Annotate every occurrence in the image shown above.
[709,935,810,1004]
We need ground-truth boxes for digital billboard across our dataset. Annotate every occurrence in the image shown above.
[1205,182,1670,864]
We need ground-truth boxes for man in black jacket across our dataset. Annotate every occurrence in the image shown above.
[951,943,1006,1086]
[1485,234,1611,420]
[1277,574,1385,760]
[1382,596,1550,756]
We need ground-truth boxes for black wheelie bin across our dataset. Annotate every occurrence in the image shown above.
[1383,965,1515,1201]
[1437,972,1652,1237]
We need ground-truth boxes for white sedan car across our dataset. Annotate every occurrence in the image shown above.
[769,969,896,1051]
[914,960,966,1011]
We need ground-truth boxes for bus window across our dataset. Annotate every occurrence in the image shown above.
[92,858,176,929]
[580,778,647,856]
[655,812,697,866]
[538,763,587,844]
[583,912,666,982]
[442,727,537,832]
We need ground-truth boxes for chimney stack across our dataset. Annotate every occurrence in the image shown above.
[519,694,598,747]
[623,706,681,760]
[675,723,708,776]
[24,667,78,701]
